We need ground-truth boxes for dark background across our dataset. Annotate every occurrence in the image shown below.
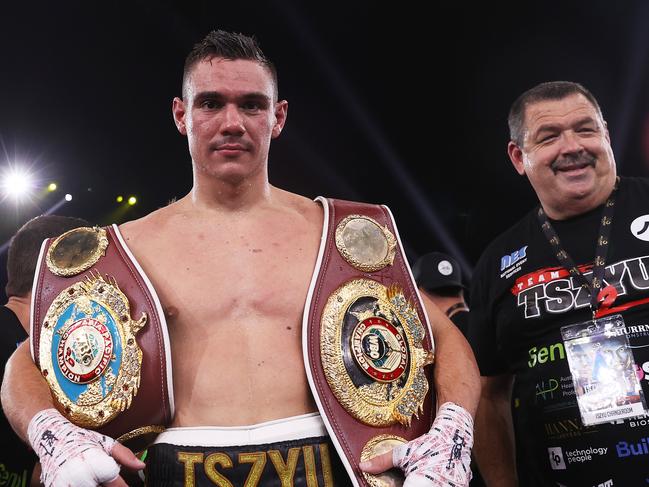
[2,0,649,293]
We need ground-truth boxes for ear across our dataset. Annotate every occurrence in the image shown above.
[172,97,188,135]
[507,141,526,176]
[271,100,288,139]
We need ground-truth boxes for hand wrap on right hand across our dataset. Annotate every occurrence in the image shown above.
[27,408,120,487]
[392,402,474,486]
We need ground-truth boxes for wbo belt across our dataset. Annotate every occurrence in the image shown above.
[30,225,174,451]
[303,197,436,487]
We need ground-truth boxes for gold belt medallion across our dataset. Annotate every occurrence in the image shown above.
[46,227,109,277]
[38,273,147,428]
[335,215,397,272]
[320,278,433,427]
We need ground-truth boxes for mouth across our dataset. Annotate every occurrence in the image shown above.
[215,144,246,151]
[551,154,596,174]
[211,143,249,158]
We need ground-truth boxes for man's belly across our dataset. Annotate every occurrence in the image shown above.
[169,360,318,427]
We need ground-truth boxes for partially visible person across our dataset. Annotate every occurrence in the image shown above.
[413,252,470,336]
[468,80,649,486]
[413,251,486,487]
[0,215,89,487]
[1,30,480,487]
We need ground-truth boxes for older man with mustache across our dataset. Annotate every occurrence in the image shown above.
[468,81,649,486]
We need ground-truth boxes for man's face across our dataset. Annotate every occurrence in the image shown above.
[172,57,287,184]
[508,93,616,218]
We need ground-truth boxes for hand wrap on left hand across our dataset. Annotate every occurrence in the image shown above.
[27,408,120,487]
[392,402,474,486]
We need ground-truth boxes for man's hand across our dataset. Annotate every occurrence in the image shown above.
[28,409,145,487]
[359,402,474,486]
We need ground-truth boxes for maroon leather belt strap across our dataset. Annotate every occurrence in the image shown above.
[30,225,174,450]
[303,197,436,487]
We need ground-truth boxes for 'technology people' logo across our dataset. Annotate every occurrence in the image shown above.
[548,447,566,470]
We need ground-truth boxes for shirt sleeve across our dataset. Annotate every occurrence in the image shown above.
[467,254,509,376]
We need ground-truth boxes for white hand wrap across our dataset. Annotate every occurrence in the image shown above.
[393,402,474,486]
[27,408,120,487]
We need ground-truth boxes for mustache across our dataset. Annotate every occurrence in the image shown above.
[551,152,596,173]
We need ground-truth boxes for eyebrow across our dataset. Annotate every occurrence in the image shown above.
[193,91,272,104]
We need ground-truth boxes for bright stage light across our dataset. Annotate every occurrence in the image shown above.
[1,167,34,200]
[65,194,72,201]
[116,195,123,203]
[48,182,57,192]
[128,196,137,205]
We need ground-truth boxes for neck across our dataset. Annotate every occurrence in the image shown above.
[5,294,31,333]
[190,166,272,211]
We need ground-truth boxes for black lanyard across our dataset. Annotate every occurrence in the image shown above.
[536,178,619,315]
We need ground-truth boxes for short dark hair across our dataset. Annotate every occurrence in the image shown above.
[6,215,90,297]
[182,29,278,101]
[508,81,604,146]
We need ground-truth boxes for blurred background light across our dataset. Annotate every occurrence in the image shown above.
[1,166,34,201]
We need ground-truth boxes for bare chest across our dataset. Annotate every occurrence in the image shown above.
[119,202,323,424]
[129,217,321,335]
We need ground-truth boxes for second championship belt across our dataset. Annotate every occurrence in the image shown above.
[304,197,435,487]
[30,225,174,451]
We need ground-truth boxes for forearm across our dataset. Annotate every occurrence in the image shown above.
[1,340,54,442]
[433,322,480,416]
[474,377,517,486]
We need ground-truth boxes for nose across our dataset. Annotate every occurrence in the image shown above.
[220,104,245,136]
[558,130,583,155]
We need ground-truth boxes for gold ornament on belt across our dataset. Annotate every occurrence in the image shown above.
[320,278,434,427]
[47,226,109,277]
[39,272,147,428]
[361,434,407,487]
[335,215,397,272]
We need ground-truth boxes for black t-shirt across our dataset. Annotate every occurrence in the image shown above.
[469,177,649,486]
[0,305,36,485]
[450,309,469,337]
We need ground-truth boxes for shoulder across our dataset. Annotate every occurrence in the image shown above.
[477,209,537,260]
[118,198,185,242]
[272,187,322,223]
[618,176,649,195]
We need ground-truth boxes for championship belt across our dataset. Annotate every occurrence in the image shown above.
[30,225,174,451]
[303,197,435,487]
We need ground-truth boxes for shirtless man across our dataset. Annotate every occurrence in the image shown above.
[1,30,480,486]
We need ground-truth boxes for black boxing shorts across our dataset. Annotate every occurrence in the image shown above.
[145,413,351,486]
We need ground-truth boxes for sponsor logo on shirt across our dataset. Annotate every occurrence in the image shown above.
[627,412,649,428]
[500,245,528,279]
[593,480,613,487]
[528,342,565,368]
[535,375,577,406]
[616,437,649,458]
[512,256,649,318]
[544,416,599,440]
[631,215,649,242]
[548,447,566,470]
[563,446,608,465]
